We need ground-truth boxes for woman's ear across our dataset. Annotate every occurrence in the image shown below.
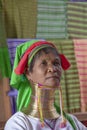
[25,67,31,80]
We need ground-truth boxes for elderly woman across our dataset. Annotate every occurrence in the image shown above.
[4,40,87,130]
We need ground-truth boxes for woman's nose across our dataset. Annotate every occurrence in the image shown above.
[47,64,55,72]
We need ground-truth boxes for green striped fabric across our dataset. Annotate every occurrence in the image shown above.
[4,0,37,38]
[47,39,81,113]
[0,1,11,78]
[67,2,87,39]
[36,0,68,39]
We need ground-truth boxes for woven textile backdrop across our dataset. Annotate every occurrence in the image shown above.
[0,1,11,78]
[74,39,87,112]
[0,0,87,113]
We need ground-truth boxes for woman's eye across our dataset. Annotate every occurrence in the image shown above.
[54,61,60,66]
[41,60,47,65]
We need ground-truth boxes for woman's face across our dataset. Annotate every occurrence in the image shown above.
[27,51,62,87]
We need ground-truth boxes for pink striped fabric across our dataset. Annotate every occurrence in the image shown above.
[73,39,87,112]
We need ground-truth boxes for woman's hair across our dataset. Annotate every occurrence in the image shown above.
[28,46,59,72]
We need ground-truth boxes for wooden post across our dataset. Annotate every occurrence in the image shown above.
[0,78,12,122]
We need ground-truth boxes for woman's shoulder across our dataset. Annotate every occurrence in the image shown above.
[7,111,27,120]
[67,114,87,129]
[4,111,29,130]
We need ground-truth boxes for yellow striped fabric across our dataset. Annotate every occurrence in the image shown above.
[47,39,81,113]
[3,0,37,38]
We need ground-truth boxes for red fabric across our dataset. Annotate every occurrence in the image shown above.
[81,121,87,127]
[15,41,70,75]
[59,54,70,70]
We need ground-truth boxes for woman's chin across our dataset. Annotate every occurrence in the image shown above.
[43,82,60,88]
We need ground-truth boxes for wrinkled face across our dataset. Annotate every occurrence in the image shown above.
[27,51,62,87]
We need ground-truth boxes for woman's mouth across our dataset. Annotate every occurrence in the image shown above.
[46,75,59,80]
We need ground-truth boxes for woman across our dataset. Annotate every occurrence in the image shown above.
[4,40,87,130]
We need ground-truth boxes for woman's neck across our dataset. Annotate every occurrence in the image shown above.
[23,83,59,119]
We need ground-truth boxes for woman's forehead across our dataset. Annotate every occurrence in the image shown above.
[37,51,60,61]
